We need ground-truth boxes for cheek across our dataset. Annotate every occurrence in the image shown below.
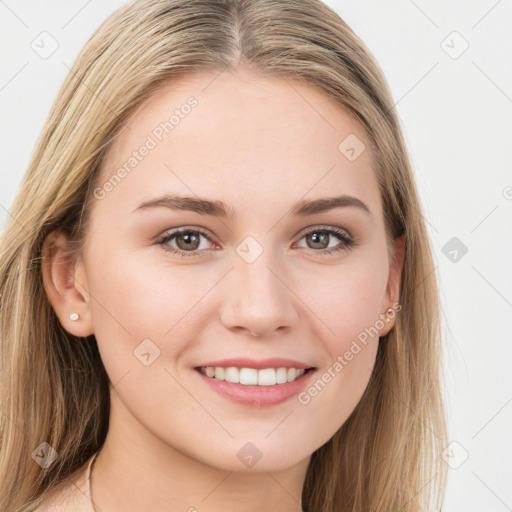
[87,245,207,333]
[85,247,215,377]
[294,258,385,425]
[298,338,379,450]
[297,265,383,438]
[306,255,388,345]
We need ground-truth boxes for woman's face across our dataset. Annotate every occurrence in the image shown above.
[57,68,403,473]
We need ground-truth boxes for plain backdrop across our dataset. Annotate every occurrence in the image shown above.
[1,1,511,510]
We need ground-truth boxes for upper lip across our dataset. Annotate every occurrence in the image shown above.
[195,358,315,370]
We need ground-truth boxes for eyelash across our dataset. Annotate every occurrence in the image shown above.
[156,226,355,258]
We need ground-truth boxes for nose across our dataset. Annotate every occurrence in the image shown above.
[219,251,299,339]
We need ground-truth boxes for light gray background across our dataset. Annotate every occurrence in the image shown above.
[1,1,511,510]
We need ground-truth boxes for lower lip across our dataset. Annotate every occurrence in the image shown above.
[194,368,316,407]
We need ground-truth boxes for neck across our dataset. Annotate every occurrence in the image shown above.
[89,389,309,512]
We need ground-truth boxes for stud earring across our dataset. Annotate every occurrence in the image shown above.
[385,307,393,322]
[69,313,80,321]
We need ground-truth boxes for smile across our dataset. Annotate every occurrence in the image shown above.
[197,366,313,386]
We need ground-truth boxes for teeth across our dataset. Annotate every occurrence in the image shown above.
[276,367,288,384]
[198,366,307,385]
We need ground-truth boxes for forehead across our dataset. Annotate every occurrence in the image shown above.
[94,68,382,223]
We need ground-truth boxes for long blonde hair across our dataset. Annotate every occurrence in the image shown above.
[0,0,447,510]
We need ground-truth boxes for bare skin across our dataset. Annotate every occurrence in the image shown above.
[43,67,404,512]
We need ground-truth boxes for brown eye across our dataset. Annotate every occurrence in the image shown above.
[174,231,201,251]
[305,231,330,250]
[157,228,215,257]
[296,227,354,256]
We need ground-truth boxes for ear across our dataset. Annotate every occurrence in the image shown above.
[41,230,94,337]
[379,233,405,337]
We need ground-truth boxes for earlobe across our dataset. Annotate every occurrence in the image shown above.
[41,231,94,337]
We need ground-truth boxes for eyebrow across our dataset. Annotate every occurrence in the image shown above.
[132,194,372,218]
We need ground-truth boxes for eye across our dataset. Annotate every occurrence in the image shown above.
[294,226,355,256]
[157,227,216,258]
[157,225,355,258]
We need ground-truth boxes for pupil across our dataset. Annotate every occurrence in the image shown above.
[178,232,199,250]
[308,232,328,249]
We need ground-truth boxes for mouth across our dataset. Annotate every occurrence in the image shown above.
[195,365,316,386]
[192,357,317,406]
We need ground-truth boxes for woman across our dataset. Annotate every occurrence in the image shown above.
[0,0,447,510]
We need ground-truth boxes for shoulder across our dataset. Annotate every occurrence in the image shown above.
[34,455,96,512]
